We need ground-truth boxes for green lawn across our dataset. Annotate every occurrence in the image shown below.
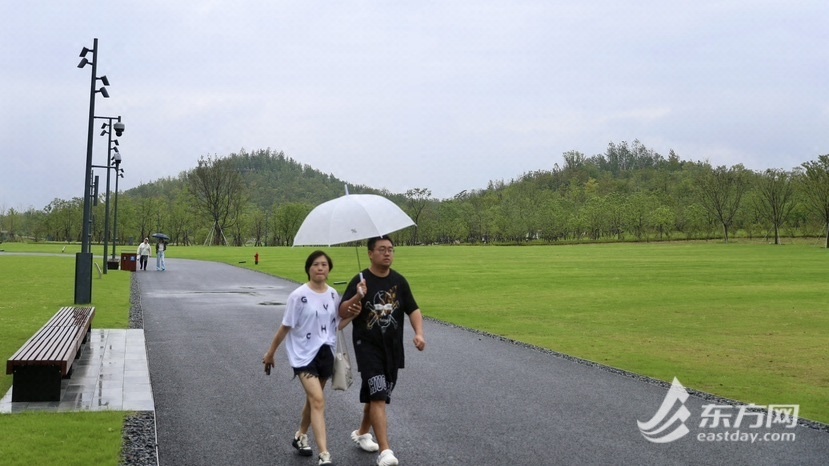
[168,240,829,424]
[0,240,827,465]
[0,248,130,465]
[0,411,125,465]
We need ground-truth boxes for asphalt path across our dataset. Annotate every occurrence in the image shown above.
[138,258,829,466]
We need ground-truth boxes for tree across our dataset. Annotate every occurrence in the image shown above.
[250,210,268,246]
[42,197,81,242]
[3,207,20,240]
[799,155,829,248]
[682,203,710,239]
[562,150,586,171]
[230,209,248,246]
[186,156,246,245]
[536,192,568,242]
[605,193,626,240]
[582,195,609,240]
[134,197,157,241]
[497,192,534,243]
[168,193,195,245]
[404,188,431,245]
[465,191,498,243]
[650,206,675,240]
[624,192,658,241]
[755,169,795,245]
[273,203,312,246]
[695,165,749,243]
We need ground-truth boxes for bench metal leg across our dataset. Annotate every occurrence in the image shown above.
[11,366,63,402]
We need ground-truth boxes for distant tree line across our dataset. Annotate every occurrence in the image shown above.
[3,143,829,248]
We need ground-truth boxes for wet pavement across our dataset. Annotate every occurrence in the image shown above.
[1,329,153,413]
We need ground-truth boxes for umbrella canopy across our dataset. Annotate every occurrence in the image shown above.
[151,233,170,240]
[293,194,415,246]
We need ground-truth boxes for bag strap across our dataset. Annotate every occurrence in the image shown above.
[337,329,350,354]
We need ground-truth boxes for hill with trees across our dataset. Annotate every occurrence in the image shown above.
[2,142,828,248]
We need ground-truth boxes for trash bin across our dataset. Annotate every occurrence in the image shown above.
[120,253,137,272]
[107,259,120,270]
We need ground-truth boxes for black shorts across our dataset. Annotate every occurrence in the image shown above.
[356,343,398,404]
[293,345,334,380]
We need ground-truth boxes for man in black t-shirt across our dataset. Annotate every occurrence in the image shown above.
[339,236,426,466]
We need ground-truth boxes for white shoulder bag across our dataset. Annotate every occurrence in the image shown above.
[332,329,353,391]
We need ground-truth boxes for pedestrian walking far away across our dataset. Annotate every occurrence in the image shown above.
[137,238,152,271]
[156,239,167,271]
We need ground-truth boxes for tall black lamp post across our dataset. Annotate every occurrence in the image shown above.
[94,116,124,274]
[75,38,110,304]
[91,138,123,274]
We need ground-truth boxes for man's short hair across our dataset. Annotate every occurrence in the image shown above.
[367,236,394,251]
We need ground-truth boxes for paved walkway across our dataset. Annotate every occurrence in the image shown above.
[1,329,153,413]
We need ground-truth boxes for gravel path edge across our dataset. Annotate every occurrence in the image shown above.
[121,275,159,466]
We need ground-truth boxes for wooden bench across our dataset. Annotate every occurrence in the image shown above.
[6,306,95,402]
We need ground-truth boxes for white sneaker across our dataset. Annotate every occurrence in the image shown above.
[351,429,379,452]
[318,451,333,465]
[376,449,398,466]
[292,431,312,456]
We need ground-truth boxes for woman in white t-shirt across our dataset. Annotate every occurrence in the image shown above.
[263,250,366,466]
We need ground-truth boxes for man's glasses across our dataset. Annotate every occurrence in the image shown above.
[374,247,394,254]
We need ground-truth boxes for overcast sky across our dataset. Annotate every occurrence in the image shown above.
[2,1,828,211]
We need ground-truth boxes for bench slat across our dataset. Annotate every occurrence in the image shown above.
[47,306,94,328]
[8,327,76,374]
[47,308,75,327]
[8,326,65,361]
[15,326,75,361]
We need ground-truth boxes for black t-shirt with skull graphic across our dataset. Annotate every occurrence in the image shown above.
[344,268,419,370]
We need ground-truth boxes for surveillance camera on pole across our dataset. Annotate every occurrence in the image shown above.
[113,121,125,137]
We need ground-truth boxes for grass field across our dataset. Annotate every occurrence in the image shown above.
[0,411,125,465]
[0,249,131,464]
[173,238,829,422]
[172,240,829,424]
[1,240,827,460]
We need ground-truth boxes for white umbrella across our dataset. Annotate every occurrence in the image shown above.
[294,193,415,246]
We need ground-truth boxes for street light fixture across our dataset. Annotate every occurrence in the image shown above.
[75,38,111,304]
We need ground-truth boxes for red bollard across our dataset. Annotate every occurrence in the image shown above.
[254,252,259,265]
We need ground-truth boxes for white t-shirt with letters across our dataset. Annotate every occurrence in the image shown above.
[281,283,341,368]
